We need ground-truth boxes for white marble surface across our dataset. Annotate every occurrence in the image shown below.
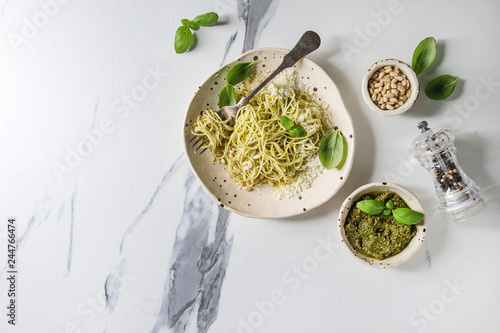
[1,0,499,332]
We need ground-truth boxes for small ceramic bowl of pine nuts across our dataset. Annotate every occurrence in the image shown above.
[361,58,419,116]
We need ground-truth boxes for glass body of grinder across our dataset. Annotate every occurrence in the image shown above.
[409,121,486,222]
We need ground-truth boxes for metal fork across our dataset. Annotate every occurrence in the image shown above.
[190,30,321,154]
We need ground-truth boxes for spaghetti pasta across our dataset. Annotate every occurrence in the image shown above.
[191,70,329,193]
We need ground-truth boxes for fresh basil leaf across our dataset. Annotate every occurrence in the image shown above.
[280,116,293,130]
[181,19,190,26]
[226,60,258,86]
[318,130,344,170]
[386,200,394,210]
[425,74,459,100]
[412,37,436,75]
[218,84,237,107]
[392,208,425,225]
[188,21,199,31]
[383,208,392,216]
[174,25,193,54]
[289,125,306,137]
[356,200,386,215]
[334,132,348,169]
[192,12,219,26]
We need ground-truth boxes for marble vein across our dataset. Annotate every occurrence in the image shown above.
[425,249,432,269]
[119,153,185,254]
[158,1,280,332]
[90,97,100,129]
[152,167,232,333]
[221,30,238,65]
[238,0,280,52]
[17,198,53,249]
[1,195,54,276]
[65,191,76,276]
[105,1,279,332]
[104,270,122,312]
[103,155,187,327]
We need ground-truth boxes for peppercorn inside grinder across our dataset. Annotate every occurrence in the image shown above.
[409,121,486,222]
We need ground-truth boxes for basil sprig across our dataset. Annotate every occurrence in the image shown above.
[412,37,436,75]
[318,130,346,170]
[411,36,459,100]
[174,12,218,54]
[280,116,306,137]
[356,199,424,225]
[218,60,258,108]
[425,74,459,100]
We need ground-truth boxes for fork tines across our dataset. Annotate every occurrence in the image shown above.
[189,136,207,155]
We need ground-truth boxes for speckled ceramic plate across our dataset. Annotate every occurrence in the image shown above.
[182,48,355,218]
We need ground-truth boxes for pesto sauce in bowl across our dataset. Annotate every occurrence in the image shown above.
[344,191,417,260]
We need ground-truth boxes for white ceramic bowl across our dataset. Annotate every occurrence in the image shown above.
[337,182,426,268]
[361,58,419,116]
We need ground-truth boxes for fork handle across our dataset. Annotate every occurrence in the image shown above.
[237,31,321,107]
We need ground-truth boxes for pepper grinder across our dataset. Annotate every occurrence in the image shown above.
[409,121,486,222]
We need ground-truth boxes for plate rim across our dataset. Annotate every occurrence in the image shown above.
[182,47,356,219]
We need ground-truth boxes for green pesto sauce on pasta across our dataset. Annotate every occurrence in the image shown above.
[191,70,328,190]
